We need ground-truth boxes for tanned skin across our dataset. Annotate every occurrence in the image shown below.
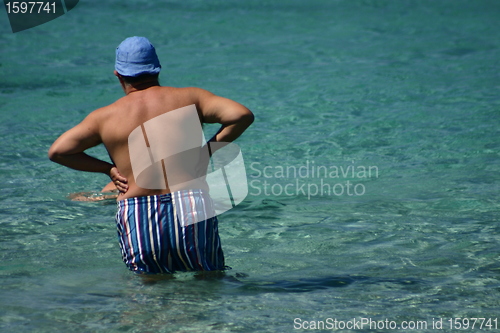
[49,71,254,200]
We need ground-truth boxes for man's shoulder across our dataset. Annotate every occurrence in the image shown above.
[84,99,123,124]
[173,86,212,96]
[89,103,116,116]
[135,85,210,97]
[160,86,215,106]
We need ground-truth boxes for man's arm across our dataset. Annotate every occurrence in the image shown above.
[195,89,254,143]
[48,111,128,192]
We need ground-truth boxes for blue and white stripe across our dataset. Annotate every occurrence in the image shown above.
[115,189,224,274]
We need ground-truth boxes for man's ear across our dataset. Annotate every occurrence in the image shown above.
[115,70,126,81]
[114,71,127,90]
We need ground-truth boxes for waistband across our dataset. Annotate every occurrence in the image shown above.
[117,189,207,209]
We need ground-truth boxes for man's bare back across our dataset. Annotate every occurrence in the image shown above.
[49,83,253,200]
[98,85,251,199]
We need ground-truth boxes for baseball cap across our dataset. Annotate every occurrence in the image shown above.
[115,36,161,77]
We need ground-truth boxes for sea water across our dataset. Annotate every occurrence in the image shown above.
[0,0,499,332]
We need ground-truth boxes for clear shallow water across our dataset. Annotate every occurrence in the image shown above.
[1,0,499,332]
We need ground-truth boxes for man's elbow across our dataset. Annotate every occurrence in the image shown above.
[48,148,58,162]
[48,145,63,162]
[240,110,255,127]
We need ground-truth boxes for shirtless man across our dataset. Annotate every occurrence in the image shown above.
[49,36,254,274]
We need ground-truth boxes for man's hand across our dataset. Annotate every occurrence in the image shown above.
[109,166,128,193]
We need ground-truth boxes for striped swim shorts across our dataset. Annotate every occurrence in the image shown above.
[115,189,225,274]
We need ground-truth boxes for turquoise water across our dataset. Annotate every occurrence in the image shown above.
[1,0,499,332]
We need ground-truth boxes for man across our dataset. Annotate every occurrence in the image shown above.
[49,36,254,274]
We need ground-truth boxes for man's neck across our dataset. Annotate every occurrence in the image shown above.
[124,80,160,95]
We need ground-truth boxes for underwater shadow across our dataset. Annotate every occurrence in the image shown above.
[226,274,420,293]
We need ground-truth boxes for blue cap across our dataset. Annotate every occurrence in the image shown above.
[115,37,161,77]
